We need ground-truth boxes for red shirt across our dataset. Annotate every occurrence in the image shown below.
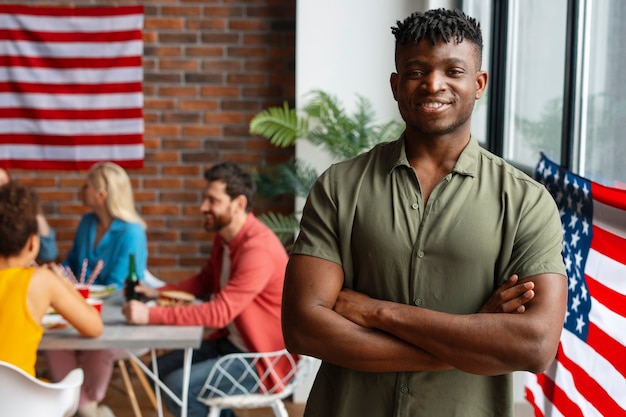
[149,213,288,354]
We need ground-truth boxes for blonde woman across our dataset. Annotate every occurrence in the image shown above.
[46,162,147,417]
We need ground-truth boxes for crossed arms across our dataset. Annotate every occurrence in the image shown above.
[282,254,567,376]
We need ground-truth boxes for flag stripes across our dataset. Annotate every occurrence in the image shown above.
[0,4,144,170]
[527,154,626,417]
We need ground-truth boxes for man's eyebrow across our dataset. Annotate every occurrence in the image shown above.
[402,57,470,68]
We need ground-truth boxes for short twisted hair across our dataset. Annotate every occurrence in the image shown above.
[0,182,39,257]
[392,8,483,65]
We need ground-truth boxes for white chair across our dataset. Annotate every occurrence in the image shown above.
[197,349,315,417]
[0,360,83,417]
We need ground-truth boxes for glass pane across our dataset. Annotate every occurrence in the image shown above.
[579,1,626,186]
[503,0,567,169]
[462,1,491,147]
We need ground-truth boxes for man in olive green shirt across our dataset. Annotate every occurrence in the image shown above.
[282,8,568,417]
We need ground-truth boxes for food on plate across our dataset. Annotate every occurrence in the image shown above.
[88,284,116,299]
[157,290,195,307]
[41,314,68,330]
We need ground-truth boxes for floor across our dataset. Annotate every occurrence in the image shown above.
[103,359,306,417]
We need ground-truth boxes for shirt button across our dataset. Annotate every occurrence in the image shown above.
[414,298,422,306]
[411,203,418,210]
[417,250,424,258]
[400,385,408,393]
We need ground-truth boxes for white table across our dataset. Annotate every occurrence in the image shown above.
[40,291,203,417]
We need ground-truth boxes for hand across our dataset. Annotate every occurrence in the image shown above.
[333,288,377,328]
[134,282,160,299]
[122,300,151,324]
[478,274,534,314]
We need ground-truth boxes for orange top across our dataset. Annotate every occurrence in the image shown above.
[0,267,43,376]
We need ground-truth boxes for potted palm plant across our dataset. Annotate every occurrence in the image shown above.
[250,89,404,249]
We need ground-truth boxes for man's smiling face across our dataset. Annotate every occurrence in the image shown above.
[390,38,487,138]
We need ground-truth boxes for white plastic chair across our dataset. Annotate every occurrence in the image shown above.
[0,360,83,417]
[196,349,314,417]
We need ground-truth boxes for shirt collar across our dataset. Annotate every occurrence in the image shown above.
[387,134,479,178]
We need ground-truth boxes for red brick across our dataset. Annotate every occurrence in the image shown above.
[145,17,184,30]
[23,0,296,281]
[142,206,181,216]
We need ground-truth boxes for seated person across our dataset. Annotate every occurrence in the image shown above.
[0,181,102,377]
[46,162,147,417]
[123,162,288,417]
[0,167,58,262]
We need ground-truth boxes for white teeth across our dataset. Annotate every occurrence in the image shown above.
[422,102,444,108]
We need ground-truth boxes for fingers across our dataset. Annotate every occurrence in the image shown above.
[479,274,535,314]
[500,288,534,314]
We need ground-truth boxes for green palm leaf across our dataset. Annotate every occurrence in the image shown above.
[257,212,300,250]
[249,102,308,148]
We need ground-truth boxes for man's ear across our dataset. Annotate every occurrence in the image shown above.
[475,70,488,100]
[234,194,248,212]
[390,72,399,101]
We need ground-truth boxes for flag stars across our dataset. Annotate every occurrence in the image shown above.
[564,255,572,273]
[572,178,580,195]
[568,274,578,291]
[538,159,546,176]
[582,182,590,199]
[575,314,586,334]
[574,251,583,269]
[580,284,588,301]
[582,219,590,235]
[571,294,581,313]
[556,191,564,204]
[568,213,579,229]
[570,230,580,248]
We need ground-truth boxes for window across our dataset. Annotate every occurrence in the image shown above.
[467,0,626,186]
[578,1,626,186]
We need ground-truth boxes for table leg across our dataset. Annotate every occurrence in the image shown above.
[127,348,194,417]
[180,347,193,417]
[151,349,163,417]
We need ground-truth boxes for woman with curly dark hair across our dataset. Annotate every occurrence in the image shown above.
[0,181,102,378]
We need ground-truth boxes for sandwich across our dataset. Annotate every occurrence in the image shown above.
[156,290,195,307]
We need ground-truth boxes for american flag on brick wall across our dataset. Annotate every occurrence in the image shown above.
[0,4,144,170]
[526,153,626,416]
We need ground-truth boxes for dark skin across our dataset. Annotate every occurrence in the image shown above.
[282,39,568,375]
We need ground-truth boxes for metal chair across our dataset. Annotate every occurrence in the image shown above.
[196,349,314,417]
[0,360,83,417]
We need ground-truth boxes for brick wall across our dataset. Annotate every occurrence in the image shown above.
[8,0,296,282]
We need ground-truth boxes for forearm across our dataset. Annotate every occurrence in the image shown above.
[368,279,565,375]
[374,303,534,374]
[283,304,450,373]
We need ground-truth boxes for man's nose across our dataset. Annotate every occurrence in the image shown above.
[421,71,447,93]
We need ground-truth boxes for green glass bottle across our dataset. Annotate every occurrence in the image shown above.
[124,253,141,301]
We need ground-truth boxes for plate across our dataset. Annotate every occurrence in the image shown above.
[89,284,117,299]
[41,314,68,330]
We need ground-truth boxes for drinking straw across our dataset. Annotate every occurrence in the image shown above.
[63,265,78,285]
[79,258,88,284]
[85,260,104,287]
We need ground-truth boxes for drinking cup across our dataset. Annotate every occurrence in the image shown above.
[75,284,90,299]
[87,298,103,314]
